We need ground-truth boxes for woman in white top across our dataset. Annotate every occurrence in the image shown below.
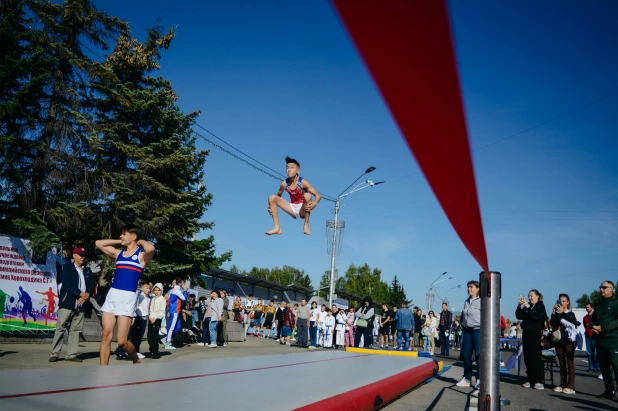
[428,310,438,355]
[309,301,319,348]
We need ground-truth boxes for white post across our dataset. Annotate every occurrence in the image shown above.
[328,200,340,308]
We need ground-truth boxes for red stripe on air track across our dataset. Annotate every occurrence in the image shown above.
[293,361,437,411]
[0,354,367,400]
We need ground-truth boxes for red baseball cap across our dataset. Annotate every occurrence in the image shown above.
[72,247,87,256]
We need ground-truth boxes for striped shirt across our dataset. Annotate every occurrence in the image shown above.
[111,247,144,292]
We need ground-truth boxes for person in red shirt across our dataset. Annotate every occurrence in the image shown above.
[266,157,321,236]
[583,303,600,372]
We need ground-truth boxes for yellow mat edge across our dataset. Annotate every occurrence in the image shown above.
[345,347,419,357]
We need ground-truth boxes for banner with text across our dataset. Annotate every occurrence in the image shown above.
[0,234,58,332]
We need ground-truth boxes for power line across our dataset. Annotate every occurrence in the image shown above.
[357,203,618,213]
[193,129,337,202]
[194,123,286,180]
[527,268,618,284]
[386,89,618,186]
[337,211,618,221]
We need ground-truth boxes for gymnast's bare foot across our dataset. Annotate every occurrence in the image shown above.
[265,227,282,235]
[304,224,311,235]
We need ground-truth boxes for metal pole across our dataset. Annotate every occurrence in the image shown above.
[479,271,503,410]
[328,199,340,308]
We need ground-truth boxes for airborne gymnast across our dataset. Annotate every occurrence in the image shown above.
[266,157,321,235]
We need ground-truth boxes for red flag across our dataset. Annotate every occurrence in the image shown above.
[333,0,489,273]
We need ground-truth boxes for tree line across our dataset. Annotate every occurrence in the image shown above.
[0,0,230,284]
[227,262,411,307]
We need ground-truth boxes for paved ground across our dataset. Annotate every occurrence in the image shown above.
[1,340,617,410]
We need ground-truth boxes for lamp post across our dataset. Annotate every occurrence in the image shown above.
[427,272,453,312]
[443,284,461,305]
[328,167,383,308]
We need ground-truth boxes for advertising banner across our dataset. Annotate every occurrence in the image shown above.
[0,234,57,332]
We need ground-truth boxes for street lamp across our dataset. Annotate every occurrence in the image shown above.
[427,272,453,312]
[443,284,462,305]
[328,167,383,308]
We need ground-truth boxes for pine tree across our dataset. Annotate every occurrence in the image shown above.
[90,23,230,284]
[389,275,409,307]
[0,1,229,285]
[0,0,127,252]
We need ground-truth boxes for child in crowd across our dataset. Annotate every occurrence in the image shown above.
[148,283,166,359]
[422,315,431,352]
[317,304,327,347]
[335,308,347,348]
[197,296,210,346]
[324,309,336,348]
[345,307,355,347]
[251,299,264,337]
[263,300,277,339]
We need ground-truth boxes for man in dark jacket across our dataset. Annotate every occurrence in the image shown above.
[439,302,453,356]
[275,301,286,342]
[591,280,618,401]
[48,247,94,362]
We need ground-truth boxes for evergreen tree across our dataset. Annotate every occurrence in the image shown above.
[389,275,409,307]
[0,0,230,285]
[0,0,126,252]
[90,24,230,283]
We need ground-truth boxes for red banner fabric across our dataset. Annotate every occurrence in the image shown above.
[333,0,489,273]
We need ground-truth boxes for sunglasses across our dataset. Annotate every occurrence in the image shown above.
[600,286,613,290]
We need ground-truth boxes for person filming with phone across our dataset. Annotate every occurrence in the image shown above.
[550,294,580,394]
[516,289,547,390]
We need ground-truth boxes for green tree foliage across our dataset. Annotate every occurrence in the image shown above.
[321,263,390,304]
[0,0,127,251]
[576,290,603,308]
[233,265,313,289]
[0,0,230,284]
[389,275,409,307]
[318,269,344,298]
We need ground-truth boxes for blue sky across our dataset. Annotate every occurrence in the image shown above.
[92,0,618,316]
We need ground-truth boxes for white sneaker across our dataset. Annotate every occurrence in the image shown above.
[275,338,280,342]
[475,380,480,389]
[553,387,563,392]
[196,343,204,346]
[521,382,530,388]
[137,353,145,359]
[598,373,604,380]
[208,344,217,348]
[164,344,176,350]
[308,346,316,350]
[291,338,296,342]
[456,378,471,387]
[533,383,544,390]
[223,343,228,347]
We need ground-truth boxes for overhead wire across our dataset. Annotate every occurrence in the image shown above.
[385,90,618,186]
